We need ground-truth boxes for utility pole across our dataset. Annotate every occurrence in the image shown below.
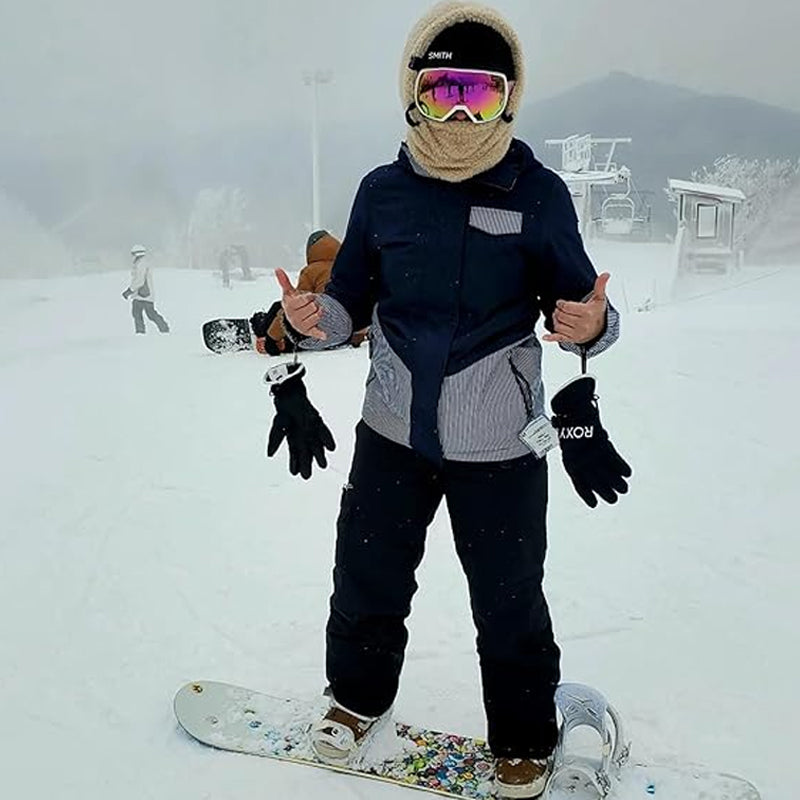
[303,70,333,231]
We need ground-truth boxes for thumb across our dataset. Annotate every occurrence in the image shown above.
[591,272,611,302]
[275,268,297,298]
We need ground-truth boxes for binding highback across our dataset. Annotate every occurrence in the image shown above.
[543,683,630,799]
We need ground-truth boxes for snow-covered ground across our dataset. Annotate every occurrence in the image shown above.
[1,245,796,800]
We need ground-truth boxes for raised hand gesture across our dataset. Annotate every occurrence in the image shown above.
[543,273,610,345]
[275,268,326,340]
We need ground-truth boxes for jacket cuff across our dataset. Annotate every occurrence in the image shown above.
[299,294,354,350]
[559,301,620,360]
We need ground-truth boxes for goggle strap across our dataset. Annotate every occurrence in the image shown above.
[405,103,421,128]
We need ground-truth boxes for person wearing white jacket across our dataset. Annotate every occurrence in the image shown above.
[122,245,170,334]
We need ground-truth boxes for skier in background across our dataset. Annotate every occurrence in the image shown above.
[122,245,170,334]
[264,3,632,797]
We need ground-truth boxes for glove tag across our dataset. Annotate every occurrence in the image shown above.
[263,362,305,389]
[519,415,559,458]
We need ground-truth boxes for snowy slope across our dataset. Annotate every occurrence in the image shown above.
[0,251,795,800]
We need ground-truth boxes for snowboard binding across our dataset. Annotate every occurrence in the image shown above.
[543,683,630,799]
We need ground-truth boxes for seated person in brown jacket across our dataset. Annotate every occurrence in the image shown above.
[251,230,368,355]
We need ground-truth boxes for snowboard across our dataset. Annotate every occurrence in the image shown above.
[202,318,255,354]
[173,681,761,800]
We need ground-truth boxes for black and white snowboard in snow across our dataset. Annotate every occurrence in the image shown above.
[202,318,255,354]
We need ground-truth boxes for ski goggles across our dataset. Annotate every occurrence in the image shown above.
[413,68,510,124]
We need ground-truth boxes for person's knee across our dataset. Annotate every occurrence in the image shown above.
[331,563,417,619]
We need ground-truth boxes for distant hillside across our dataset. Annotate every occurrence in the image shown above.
[520,72,800,235]
[4,71,800,272]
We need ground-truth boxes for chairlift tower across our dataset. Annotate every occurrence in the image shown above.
[545,135,633,238]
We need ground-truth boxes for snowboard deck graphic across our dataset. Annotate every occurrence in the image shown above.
[173,681,761,800]
[202,318,254,354]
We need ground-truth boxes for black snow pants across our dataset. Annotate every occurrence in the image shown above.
[132,300,169,333]
[326,421,561,758]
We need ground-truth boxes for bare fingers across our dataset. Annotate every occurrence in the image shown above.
[287,298,327,340]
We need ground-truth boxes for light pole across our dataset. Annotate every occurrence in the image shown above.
[303,69,332,232]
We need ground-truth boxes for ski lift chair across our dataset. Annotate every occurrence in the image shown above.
[600,196,636,237]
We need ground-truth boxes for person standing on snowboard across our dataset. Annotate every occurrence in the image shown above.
[122,244,170,334]
[264,3,632,797]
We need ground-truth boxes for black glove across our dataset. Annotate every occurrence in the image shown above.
[264,363,335,479]
[550,375,632,508]
[250,310,272,337]
[122,289,133,299]
[250,306,300,352]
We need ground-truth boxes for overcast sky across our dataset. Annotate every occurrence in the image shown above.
[1,0,798,149]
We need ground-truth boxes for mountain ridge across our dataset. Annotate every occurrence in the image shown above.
[521,72,800,234]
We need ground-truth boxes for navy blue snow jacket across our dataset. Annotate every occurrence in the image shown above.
[325,138,603,464]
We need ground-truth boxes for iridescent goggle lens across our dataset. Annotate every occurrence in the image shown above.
[414,68,509,124]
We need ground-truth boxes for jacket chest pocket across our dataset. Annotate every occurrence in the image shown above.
[464,206,530,300]
[376,217,444,304]
[378,232,424,289]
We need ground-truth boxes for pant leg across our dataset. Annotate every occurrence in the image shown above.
[143,302,170,332]
[326,421,443,717]
[131,300,146,333]
[443,454,560,759]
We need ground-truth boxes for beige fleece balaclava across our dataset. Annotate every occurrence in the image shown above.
[401,2,525,183]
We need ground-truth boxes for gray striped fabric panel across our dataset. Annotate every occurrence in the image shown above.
[469,206,524,236]
[437,335,545,461]
[361,315,413,448]
[363,315,545,462]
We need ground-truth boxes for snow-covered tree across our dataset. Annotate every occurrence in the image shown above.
[187,187,251,272]
[0,188,72,278]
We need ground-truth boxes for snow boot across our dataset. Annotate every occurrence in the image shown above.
[495,757,552,798]
[310,701,388,765]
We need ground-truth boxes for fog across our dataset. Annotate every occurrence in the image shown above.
[1,0,798,274]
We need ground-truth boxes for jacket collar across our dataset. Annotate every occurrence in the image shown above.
[398,139,540,192]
